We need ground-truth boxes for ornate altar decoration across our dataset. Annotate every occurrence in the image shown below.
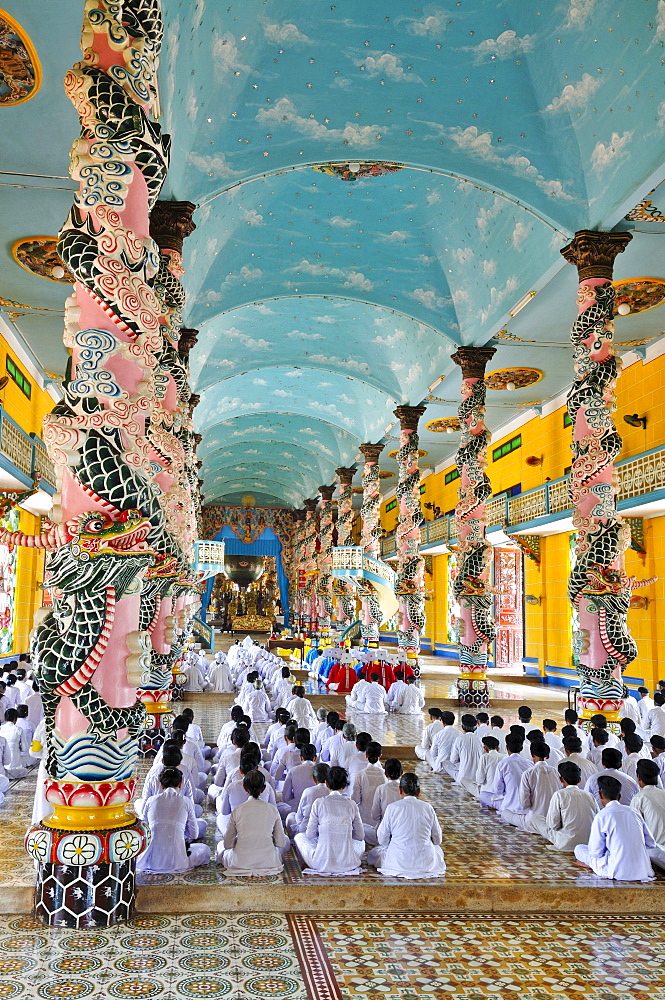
[561,231,656,728]
[451,348,497,707]
[14,0,199,927]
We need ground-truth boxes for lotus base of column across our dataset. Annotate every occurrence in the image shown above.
[456,676,490,708]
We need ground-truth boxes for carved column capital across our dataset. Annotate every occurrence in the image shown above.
[359,443,384,464]
[292,508,306,523]
[560,229,632,281]
[336,466,356,486]
[393,405,426,431]
[451,347,497,380]
[319,485,335,502]
[193,433,202,446]
[150,200,197,254]
[188,393,200,416]
[178,328,199,357]
[304,498,319,513]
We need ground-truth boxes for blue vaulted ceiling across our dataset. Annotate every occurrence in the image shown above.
[1,1,665,505]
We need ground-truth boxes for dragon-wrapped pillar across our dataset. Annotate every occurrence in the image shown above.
[359,443,384,644]
[290,509,306,631]
[334,467,357,628]
[19,0,196,927]
[393,406,427,674]
[302,499,319,634]
[560,230,652,731]
[316,485,335,633]
[451,348,497,708]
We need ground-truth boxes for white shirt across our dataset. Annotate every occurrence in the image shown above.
[493,754,533,813]
[475,749,506,794]
[292,783,329,834]
[386,679,408,710]
[543,731,563,753]
[138,788,200,873]
[355,681,389,714]
[450,731,483,784]
[218,777,276,816]
[370,779,401,828]
[638,696,655,725]
[0,721,26,771]
[565,752,598,786]
[394,684,425,715]
[417,719,444,753]
[222,797,287,876]
[330,738,359,769]
[544,785,598,849]
[585,767,639,807]
[519,761,560,817]
[377,796,446,879]
[584,800,655,881]
[645,706,665,738]
[631,785,665,848]
[302,791,364,873]
[430,726,460,771]
[281,760,316,810]
[351,762,386,824]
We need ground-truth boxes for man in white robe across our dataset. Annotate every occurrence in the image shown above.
[574,774,655,881]
[354,674,389,715]
[208,654,234,693]
[646,693,665,737]
[637,687,655,727]
[365,758,402,854]
[278,744,317,819]
[447,715,482,790]
[428,712,459,772]
[0,709,28,778]
[371,772,445,879]
[530,761,599,851]
[480,734,532,812]
[631,758,665,869]
[585,747,639,806]
[562,737,598,785]
[285,763,330,838]
[386,672,408,712]
[392,678,425,715]
[474,736,506,802]
[350,742,385,825]
[294,767,365,875]
[502,742,559,832]
[138,769,210,874]
[414,708,443,760]
[622,733,651,781]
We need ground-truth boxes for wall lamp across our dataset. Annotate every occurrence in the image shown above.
[623,413,647,429]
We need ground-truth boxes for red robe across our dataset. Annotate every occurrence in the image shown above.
[326,664,358,694]
[398,661,416,682]
[365,661,395,690]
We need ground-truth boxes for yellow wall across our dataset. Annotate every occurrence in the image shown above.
[379,349,665,691]
[0,330,54,657]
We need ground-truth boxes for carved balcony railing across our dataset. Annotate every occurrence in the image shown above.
[332,545,396,591]
[193,539,226,579]
[380,443,665,558]
[0,407,55,490]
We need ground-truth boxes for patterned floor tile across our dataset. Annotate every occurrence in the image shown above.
[316,914,665,1000]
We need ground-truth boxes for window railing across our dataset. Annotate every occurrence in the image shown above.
[380,443,665,557]
[0,407,55,489]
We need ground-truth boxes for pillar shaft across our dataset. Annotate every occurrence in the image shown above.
[302,499,319,631]
[20,0,198,926]
[316,486,335,631]
[359,443,384,643]
[451,348,496,707]
[290,510,306,627]
[393,406,427,656]
[334,467,357,625]
[561,230,634,724]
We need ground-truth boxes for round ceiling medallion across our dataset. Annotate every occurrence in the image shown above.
[612,278,665,316]
[241,494,255,507]
[378,470,394,479]
[0,11,42,105]
[387,449,428,460]
[11,237,73,284]
[485,368,542,391]
[426,418,461,433]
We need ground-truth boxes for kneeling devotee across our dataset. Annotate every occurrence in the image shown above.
[137,768,211,875]
[574,774,656,881]
[219,770,287,876]
[632,759,665,869]
[501,741,559,832]
[294,766,365,875]
[372,772,446,879]
[530,761,598,852]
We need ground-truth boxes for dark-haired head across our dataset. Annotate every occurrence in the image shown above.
[399,772,420,797]
[624,732,643,755]
[601,747,622,770]
[300,743,317,761]
[531,742,550,760]
[591,728,609,746]
[482,736,500,751]
[491,715,504,729]
[384,758,403,781]
[312,762,329,783]
[366,741,382,764]
[159,767,182,789]
[162,746,183,768]
[563,736,582,755]
[637,758,660,786]
[597,774,621,802]
[558,761,581,785]
[505,734,524,754]
[327,766,349,792]
[441,711,456,726]
[356,731,372,753]
[243,769,266,798]
[295,727,310,748]
[620,717,636,735]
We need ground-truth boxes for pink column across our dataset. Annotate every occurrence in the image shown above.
[316,485,335,631]
[334,466,358,626]
[359,443,384,643]
[302,498,319,633]
[560,230,649,728]
[451,348,497,708]
[393,405,427,662]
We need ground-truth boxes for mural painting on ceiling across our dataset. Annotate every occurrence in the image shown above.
[612,279,665,317]
[0,10,41,105]
[11,238,72,284]
[313,161,403,182]
[485,368,542,391]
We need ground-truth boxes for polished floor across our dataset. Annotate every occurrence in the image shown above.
[1,912,664,999]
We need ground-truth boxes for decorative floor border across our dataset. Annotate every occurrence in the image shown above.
[288,914,344,1000]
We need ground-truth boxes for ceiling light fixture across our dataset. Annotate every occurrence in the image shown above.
[617,302,631,315]
[427,375,444,392]
[508,290,537,318]
[384,421,395,435]
[623,413,647,429]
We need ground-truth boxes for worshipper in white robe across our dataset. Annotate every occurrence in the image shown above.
[209,728,251,800]
[501,742,560,832]
[650,735,665,780]
[271,667,296,710]
[313,708,333,751]
[585,748,639,807]
[414,708,443,761]
[3,676,19,710]
[294,766,365,875]
[391,677,425,715]
[218,769,288,875]
[320,720,345,763]
[138,749,206,837]
[286,686,318,730]
[173,716,211,777]
[562,737,598,785]
[530,761,599,851]
[354,674,389,715]
[138,768,211,874]
[183,659,208,693]
[473,737,506,801]
[365,758,402,856]
[479,734,532,811]
[244,681,272,723]
[215,706,245,757]
[25,684,43,729]
[351,742,385,826]
[637,687,655,727]
[0,709,28,778]
[217,758,277,835]
[208,653,234,693]
[574,774,655,881]
[646,693,665,737]
[343,732,372,780]
[631,759,665,869]
[285,763,330,838]
[270,725,299,779]
[371,772,446,879]
[278,743,317,820]
[447,715,482,790]
[427,712,459,771]
[329,723,359,770]
[346,672,369,710]
[29,719,50,824]
[16,705,35,765]
[620,692,642,728]
[181,707,212,760]
[386,672,408,712]
[275,727,311,783]
[622,733,651,782]
[542,719,563,753]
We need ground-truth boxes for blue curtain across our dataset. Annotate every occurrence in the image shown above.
[201,526,289,626]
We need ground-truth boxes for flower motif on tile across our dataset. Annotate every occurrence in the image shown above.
[174,978,232,998]
[55,834,102,867]
[24,828,51,864]
[107,981,163,998]
[36,981,95,999]
[109,828,144,863]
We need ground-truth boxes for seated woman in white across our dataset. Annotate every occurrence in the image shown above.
[372,772,446,879]
[136,745,206,838]
[216,756,277,836]
[294,766,365,875]
[218,770,287,876]
[137,768,211,874]
[365,757,403,854]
